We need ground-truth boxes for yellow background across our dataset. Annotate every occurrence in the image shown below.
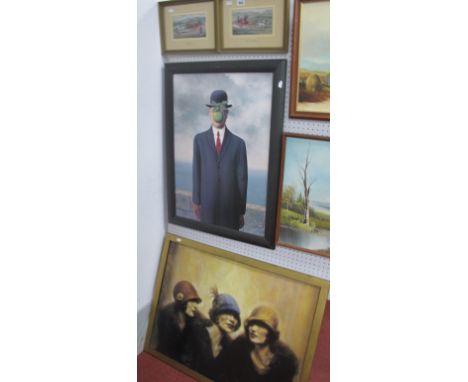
[157,242,320,380]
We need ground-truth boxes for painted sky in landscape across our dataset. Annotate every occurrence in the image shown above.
[299,1,330,72]
[283,137,330,205]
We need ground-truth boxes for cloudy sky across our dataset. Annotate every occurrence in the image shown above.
[173,72,273,170]
[283,137,330,205]
[299,1,330,72]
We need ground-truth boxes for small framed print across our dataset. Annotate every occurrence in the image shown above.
[159,0,218,53]
[276,133,330,256]
[290,0,330,119]
[219,0,289,52]
[144,234,330,382]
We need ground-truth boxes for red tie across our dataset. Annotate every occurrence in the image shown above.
[216,131,222,155]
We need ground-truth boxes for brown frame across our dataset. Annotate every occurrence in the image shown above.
[289,0,330,120]
[218,0,289,53]
[275,133,330,256]
[158,0,218,53]
[144,234,330,382]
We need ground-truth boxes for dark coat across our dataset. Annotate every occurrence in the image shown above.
[217,335,299,382]
[186,320,234,380]
[150,302,208,366]
[192,127,248,230]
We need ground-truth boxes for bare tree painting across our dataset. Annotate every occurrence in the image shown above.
[298,145,316,225]
[278,135,330,255]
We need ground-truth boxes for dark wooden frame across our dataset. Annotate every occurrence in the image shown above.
[144,234,330,382]
[275,133,330,256]
[217,0,290,53]
[289,0,330,120]
[158,0,218,53]
[165,60,287,248]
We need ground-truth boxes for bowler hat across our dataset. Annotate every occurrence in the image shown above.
[206,90,232,108]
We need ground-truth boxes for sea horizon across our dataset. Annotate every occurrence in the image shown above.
[175,161,268,207]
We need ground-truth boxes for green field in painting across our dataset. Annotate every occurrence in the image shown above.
[280,208,330,232]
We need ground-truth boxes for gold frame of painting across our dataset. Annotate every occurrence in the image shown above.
[144,234,329,382]
[218,0,289,52]
[159,0,218,53]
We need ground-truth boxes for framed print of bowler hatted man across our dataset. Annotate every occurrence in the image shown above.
[192,90,248,231]
[165,60,286,248]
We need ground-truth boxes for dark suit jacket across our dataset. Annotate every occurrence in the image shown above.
[192,127,248,230]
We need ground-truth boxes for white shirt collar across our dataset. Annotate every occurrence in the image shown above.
[211,126,225,144]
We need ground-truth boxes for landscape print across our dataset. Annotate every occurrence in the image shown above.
[231,7,273,35]
[278,136,330,255]
[172,72,273,237]
[297,1,330,114]
[172,13,206,39]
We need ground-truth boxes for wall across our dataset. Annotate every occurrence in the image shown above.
[138,0,330,353]
[137,0,165,314]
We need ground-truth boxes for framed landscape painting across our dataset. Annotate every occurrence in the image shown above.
[289,0,330,119]
[164,60,286,249]
[218,0,289,52]
[158,0,218,53]
[276,134,330,256]
[144,234,330,382]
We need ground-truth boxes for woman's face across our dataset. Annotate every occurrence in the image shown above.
[217,313,238,333]
[248,323,269,345]
[185,301,198,317]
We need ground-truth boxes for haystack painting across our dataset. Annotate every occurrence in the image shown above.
[290,0,330,119]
